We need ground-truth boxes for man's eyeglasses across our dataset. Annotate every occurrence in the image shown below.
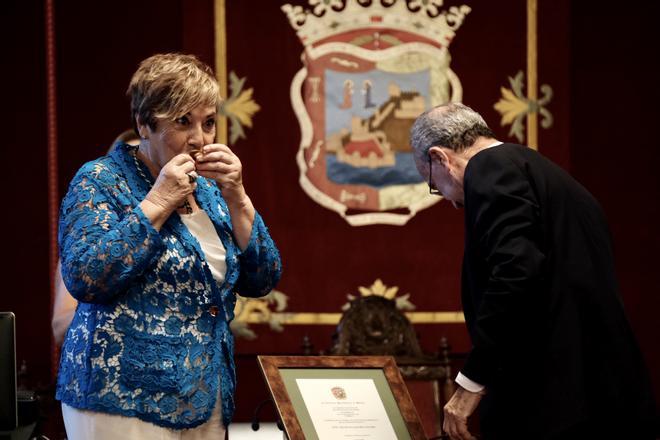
[428,154,442,196]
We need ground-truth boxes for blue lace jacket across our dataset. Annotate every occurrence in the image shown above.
[56,143,281,429]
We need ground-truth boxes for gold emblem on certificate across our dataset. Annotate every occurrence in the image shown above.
[331,386,347,400]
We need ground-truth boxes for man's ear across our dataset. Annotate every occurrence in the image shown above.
[429,146,451,169]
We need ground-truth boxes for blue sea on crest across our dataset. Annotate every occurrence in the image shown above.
[326,152,424,188]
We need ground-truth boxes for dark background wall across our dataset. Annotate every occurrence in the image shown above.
[570,0,660,408]
[3,0,658,435]
[4,0,51,389]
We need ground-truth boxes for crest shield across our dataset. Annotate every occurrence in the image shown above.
[283,1,470,225]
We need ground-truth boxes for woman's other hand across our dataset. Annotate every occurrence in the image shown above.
[195,143,255,249]
[194,144,247,206]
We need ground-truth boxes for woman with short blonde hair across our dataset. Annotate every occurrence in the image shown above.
[56,53,281,439]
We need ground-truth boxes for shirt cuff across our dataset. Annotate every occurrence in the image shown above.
[456,371,485,393]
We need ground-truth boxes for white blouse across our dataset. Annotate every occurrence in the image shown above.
[179,209,227,283]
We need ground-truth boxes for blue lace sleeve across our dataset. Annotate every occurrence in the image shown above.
[235,213,282,298]
[58,161,165,303]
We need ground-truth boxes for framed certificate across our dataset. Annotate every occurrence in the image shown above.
[257,356,425,440]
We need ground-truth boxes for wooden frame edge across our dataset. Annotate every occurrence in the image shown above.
[257,355,426,440]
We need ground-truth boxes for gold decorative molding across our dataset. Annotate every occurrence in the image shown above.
[215,1,260,144]
[231,279,465,339]
[214,0,228,144]
[527,0,538,149]
[240,311,465,325]
[493,0,553,150]
[231,289,289,340]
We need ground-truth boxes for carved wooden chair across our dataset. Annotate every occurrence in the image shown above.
[329,295,455,438]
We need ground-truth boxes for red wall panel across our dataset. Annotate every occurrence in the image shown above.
[2,1,657,435]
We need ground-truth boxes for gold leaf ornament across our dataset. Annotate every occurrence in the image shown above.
[224,87,259,127]
[495,87,528,126]
[343,279,415,310]
[220,71,261,144]
[493,70,553,143]
[231,289,289,339]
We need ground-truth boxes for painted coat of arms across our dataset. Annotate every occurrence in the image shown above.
[282,0,470,225]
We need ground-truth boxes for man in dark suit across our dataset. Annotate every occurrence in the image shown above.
[410,103,655,439]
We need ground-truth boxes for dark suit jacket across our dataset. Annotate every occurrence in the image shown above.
[461,144,655,438]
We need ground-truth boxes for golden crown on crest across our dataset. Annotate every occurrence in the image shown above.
[281,0,471,48]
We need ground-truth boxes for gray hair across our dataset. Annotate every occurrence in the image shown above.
[410,102,494,161]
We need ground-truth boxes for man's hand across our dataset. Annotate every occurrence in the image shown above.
[443,385,484,440]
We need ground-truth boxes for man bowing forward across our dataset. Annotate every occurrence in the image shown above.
[410,103,655,439]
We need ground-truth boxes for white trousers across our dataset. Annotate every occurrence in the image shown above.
[62,398,225,440]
